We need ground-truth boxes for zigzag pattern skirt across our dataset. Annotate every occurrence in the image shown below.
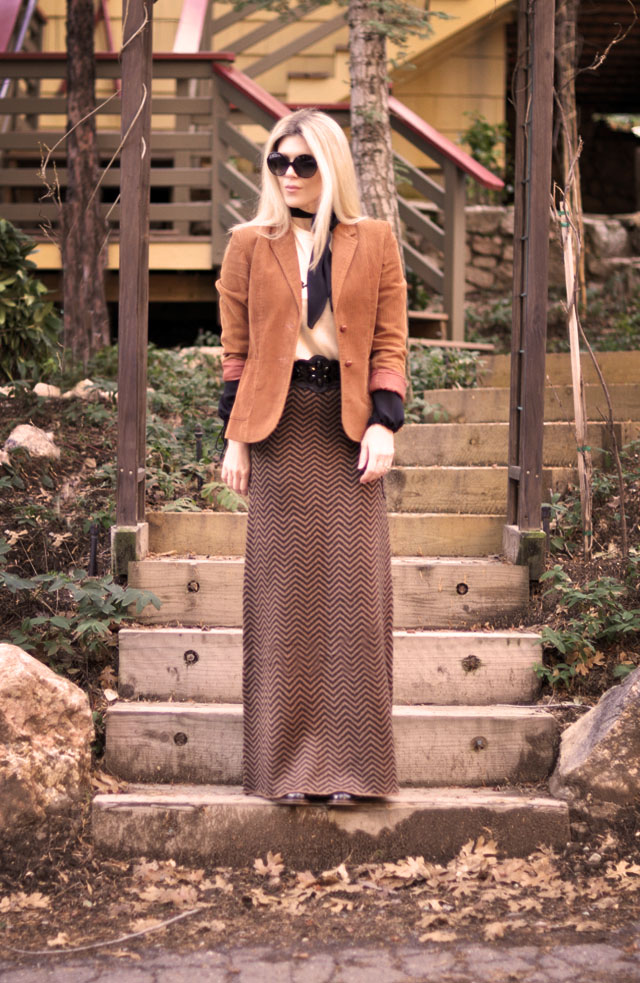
[242,383,398,799]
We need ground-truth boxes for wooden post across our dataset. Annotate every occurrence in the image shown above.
[503,0,555,581]
[443,160,466,343]
[211,79,230,266]
[112,0,153,577]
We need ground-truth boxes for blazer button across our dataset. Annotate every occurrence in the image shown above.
[344,359,353,367]
[339,324,347,333]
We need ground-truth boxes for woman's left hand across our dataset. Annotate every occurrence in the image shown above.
[358,424,394,484]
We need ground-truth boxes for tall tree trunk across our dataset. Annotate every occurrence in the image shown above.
[555,0,587,311]
[348,0,402,244]
[63,0,109,368]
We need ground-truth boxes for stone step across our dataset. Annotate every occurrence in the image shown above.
[146,510,507,557]
[118,628,542,705]
[385,466,573,513]
[395,421,638,467]
[422,383,640,425]
[477,350,640,389]
[128,557,529,628]
[104,702,558,787]
[92,784,570,865]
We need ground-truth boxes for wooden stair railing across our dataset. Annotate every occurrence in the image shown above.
[0,52,502,341]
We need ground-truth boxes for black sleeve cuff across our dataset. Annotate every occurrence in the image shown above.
[367,389,404,433]
[218,379,239,440]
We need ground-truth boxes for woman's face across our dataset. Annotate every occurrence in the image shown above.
[274,134,323,213]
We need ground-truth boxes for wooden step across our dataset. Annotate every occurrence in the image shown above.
[146,509,506,557]
[207,464,573,514]
[422,383,640,425]
[118,628,542,705]
[385,466,573,514]
[92,784,570,865]
[477,350,640,389]
[128,557,529,628]
[395,421,615,467]
[105,703,558,787]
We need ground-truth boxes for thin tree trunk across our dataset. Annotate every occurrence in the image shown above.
[63,0,109,368]
[348,0,402,244]
[555,0,587,312]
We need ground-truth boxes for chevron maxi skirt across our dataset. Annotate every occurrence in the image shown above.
[242,381,398,799]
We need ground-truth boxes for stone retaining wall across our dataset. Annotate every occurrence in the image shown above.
[463,206,640,294]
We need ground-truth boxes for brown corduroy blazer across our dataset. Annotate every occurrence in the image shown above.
[216,217,407,444]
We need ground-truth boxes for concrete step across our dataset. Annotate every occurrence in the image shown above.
[385,465,573,513]
[128,557,529,628]
[92,784,570,865]
[118,628,542,706]
[395,420,639,467]
[423,383,640,425]
[146,509,507,557]
[477,350,640,388]
[104,702,558,787]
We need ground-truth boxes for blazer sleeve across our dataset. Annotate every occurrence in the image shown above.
[368,222,408,399]
[216,230,251,382]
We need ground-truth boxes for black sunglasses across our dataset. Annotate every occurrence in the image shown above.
[267,152,318,179]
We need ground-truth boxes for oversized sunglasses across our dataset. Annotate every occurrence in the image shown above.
[266,152,318,179]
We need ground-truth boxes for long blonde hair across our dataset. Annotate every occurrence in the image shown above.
[234,109,363,269]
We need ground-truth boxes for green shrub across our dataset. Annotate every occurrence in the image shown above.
[535,564,640,689]
[0,219,62,382]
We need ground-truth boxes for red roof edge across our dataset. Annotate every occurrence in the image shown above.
[212,62,290,120]
[389,96,504,191]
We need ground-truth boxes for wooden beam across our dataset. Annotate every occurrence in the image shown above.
[442,161,466,342]
[115,0,152,538]
[243,13,347,79]
[506,0,555,541]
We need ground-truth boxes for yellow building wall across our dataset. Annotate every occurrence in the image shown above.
[392,17,509,168]
[33,0,511,152]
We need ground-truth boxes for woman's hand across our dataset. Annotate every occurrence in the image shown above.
[221,439,250,496]
[358,424,394,484]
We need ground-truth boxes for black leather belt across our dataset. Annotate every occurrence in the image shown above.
[291,355,341,392]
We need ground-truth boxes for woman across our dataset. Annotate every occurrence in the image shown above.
[217,109,407,803]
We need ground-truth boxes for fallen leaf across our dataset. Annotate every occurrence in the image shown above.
[254,851,284,881]
[419,929,457,943]
[47,932,71,948]
[484,921,509,940]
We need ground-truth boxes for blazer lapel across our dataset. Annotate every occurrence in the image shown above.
[270,231,301,315]
[331,224,358,310]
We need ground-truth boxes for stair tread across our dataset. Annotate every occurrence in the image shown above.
[119,627,541,638]
[95,783,565,809]
[108,701,553,718]
[92,784,570,863]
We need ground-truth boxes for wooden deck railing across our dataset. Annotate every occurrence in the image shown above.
[0,51,503,339]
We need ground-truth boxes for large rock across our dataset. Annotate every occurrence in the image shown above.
[585,217,631,258]
[3,424,60,460]
[0,644,93,826]
[549,667,640,818]
[33,382,61,398]
[465,206,503,235]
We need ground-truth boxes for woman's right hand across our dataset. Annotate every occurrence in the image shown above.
[221,439,250,496]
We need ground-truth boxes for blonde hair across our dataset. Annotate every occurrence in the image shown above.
[234,109,363,269]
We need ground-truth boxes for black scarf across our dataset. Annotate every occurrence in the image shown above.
[290,207,339,329]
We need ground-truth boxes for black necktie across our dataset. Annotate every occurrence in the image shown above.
[290,208,339,329]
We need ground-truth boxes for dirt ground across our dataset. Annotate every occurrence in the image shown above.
[1,801,640,964]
